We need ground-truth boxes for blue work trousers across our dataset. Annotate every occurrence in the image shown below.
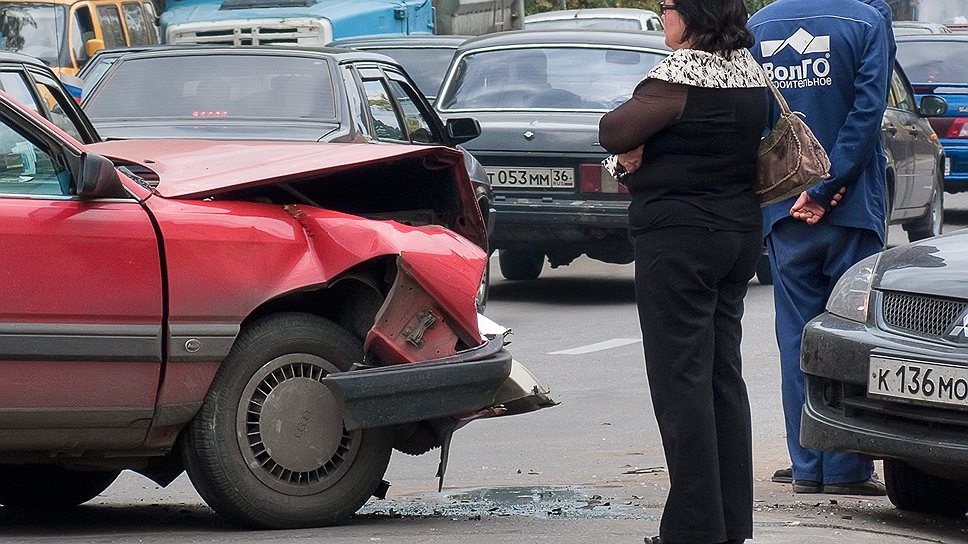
[766,218,883,484]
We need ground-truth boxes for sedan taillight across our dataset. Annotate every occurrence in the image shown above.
[579,163,629,194]
[929,117,968,139]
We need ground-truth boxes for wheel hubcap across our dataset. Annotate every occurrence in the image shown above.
[237,353,360,496]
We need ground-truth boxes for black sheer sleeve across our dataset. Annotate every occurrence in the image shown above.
[598,79,688,154]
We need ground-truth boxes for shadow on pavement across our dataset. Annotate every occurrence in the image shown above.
[943,207,968,228]
[488,277,635,307]
[0,503,227,536]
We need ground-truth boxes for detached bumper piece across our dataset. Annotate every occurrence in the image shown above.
[324,335,538,431]
[489,359,557,417]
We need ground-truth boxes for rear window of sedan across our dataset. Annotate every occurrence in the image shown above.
[896,41,968,84]
[85,55,339,121]
[438,46,665,111]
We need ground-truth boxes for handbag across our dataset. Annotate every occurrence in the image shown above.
[756,75,831,206]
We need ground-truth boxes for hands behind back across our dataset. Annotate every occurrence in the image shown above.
[790,178,843,225]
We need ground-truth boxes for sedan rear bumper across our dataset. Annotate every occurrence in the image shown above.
[323,335,554,430]
[942,141,968,191]
[491,196,630,245]
[800,311,968,469]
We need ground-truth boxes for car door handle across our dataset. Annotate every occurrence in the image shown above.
[885,126,898,136]
[908,128,920,136]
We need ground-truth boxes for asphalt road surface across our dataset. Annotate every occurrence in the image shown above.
[4,195,968,543]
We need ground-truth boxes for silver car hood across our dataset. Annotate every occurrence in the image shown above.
[874,229,968,300]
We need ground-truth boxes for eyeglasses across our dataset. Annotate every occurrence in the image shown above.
[659,3,677,16]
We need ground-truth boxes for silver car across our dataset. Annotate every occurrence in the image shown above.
[525,8,663,31]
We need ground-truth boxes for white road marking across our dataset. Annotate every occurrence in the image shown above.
[548,338,642,355]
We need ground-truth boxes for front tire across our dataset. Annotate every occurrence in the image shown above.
[884,459,968,517]
[0,465,119,508]
[498,248,544,280]
[182,312,392,529]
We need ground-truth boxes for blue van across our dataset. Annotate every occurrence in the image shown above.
[896,34,968,192]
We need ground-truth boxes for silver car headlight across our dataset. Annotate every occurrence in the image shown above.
[826,253,879,323]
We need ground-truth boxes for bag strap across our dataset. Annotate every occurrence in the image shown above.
[761,70,792,115]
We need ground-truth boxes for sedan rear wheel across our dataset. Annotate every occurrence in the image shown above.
[906,172,944,242]
[498,248,544,281]
[884,459,968,517]
[0,465,119,508]
[182,312,392,529]
[755,253,773,285]
[476,258,490,313]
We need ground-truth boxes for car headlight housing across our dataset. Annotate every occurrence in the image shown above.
[826,253,879,323]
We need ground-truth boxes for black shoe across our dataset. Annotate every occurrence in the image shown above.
[771,466,793,484]
[792,479,822,493]
[822,475,887,496]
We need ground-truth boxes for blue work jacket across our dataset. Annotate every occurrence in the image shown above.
[749,0,891,242]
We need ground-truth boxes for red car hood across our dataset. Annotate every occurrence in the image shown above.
[90,139,486,249]
[90,139,460,199]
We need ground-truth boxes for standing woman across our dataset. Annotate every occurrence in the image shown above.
[598,1,766,543]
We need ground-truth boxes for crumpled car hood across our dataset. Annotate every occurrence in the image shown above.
[874,229,968,299]
[90,139,454,198]
[90,139,486,248]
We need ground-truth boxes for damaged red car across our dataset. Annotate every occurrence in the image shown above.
[0,91,553,528]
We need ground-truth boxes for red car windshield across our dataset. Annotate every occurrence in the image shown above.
[85,54,339,121]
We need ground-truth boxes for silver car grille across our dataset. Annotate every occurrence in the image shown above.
[167,19,330,46]
[880,290,967,339]
[177,27,313,45]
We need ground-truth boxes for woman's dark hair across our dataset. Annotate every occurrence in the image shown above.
[675,0,754,52]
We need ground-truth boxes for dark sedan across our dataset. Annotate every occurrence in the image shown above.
[81,46,492,309]
[82,47,479,147]
[435,30,669,280]
[800,229,968,517]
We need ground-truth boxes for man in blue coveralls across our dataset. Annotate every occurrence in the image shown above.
[748,0,893,495]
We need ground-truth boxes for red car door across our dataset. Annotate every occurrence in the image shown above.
[0,102,163,452]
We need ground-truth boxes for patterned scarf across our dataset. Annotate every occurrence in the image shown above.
[646,48,766,89]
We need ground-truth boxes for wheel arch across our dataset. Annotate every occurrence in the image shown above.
[144,257,396,456]
[240,256,394,345]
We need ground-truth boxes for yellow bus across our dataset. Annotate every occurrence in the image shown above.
[0,0,159,76]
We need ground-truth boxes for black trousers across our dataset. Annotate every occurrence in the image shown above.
[633,227,760,544]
